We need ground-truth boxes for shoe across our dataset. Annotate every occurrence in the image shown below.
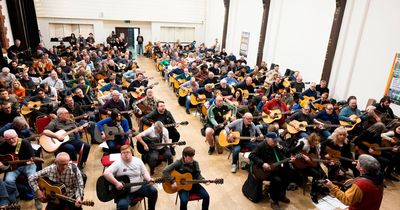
[270,201,281,210]
[287,182,298,191]
[208,147,215,155]
[279,196,290,204]
[170,147,176,156]
[385,174,400,182]
[185,109,190,114]
[217,146,223,154]
[231,164,237,173]
[35,199,42,210]
[310,193,319,204]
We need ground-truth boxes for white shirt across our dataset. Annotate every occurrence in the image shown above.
[141,126,170,150]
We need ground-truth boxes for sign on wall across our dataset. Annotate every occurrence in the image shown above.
[239,32,250,57]
[385,53,400,105]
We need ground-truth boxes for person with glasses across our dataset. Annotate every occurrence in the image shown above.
[224,112,263,173]
[313,103,340,138]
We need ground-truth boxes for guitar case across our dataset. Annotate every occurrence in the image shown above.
[242,172,263,203]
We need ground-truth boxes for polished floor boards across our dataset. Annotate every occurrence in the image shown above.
[21,57,400,209]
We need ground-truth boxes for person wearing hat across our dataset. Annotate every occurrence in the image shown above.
[324,154,384,210]
[225,113,263,173]
[0,129,42,209]
[248,132,294,210]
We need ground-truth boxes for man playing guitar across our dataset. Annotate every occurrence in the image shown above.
[0,129,41,209]
[135,121,173,175]
[162,146,210,210]
[29,152,85,210]
[96,109,130,152]
[42,108,90,169]
[103,145,158,210]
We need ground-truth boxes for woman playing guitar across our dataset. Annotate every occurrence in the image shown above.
[320,126,358,181]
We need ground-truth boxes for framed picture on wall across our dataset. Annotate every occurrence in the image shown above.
[239,32,250,57]
[384,52,400,105]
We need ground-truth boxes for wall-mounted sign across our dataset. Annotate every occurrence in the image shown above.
[239,32,250,57]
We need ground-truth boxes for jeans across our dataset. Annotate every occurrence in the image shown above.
[137,44,144,55]
[178,184,209,210]
[116,184,158,210]
[57,138,90,164]
[232,141,256,165]
[321,130,331,138]
[147,147,173,170]
[185,96,191,111]
[5,164,36,201]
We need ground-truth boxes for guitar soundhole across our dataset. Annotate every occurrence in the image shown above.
[180,179,187,185]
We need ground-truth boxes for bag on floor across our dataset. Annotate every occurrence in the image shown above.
[242,173,263,203]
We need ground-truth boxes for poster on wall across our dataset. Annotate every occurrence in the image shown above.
[384,53,400,105]
[239,32,250,57]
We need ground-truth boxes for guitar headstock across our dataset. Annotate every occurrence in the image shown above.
[212,178,224,185]
[176,141,186,146]
[179,121,189,126]
[82,200,95,206]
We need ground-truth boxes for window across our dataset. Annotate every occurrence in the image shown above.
[160,26,195,43]
[49,23,94,40]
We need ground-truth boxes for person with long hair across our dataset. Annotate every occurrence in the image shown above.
[11,80,25,103]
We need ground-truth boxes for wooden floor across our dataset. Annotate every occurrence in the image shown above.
[22,57,400,210]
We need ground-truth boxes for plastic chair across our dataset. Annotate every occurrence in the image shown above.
[175,192,203,205]
[35,115,52,133]
[131,196,147,210]
[227,146,253,166]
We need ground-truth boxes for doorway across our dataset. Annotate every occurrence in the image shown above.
[115,27,140,50]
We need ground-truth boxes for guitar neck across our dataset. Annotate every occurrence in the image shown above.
[124,181,148,188]
[185,180,215,184]
[271,157,291,167]
[56,194,92,207]
[65,126,83,136]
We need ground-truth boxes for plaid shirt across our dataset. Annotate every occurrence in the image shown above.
[29,163,84,198]
[132,97,158,114]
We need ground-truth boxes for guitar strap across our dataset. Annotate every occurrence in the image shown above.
[273,148,280,165]
[15,139,22,155]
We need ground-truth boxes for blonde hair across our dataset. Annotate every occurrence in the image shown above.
[329,126,348,145]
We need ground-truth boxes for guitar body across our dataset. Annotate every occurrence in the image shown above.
[287,120,308,134]
[38,177,66,204]
[262,109,283,124]
[190,94,206,106]
[0,154,44,171]
[39,130,71,153]
[314,103,325,111]
[162,170,193,194]
[178,88,192,97]
[300,96,316,107]
[339,115,362,131]
[130,86,145,99]
[21,101,42,115]
[292,153,319,169]
[134,103,153,118]
[251,164,271,181]
[0,154,17,171]
[137,136,160,154]
[325,146,343,162]
[358,142,382,156]
[96,175,131,202]
[173,79,186,89]
[218,130,240,147]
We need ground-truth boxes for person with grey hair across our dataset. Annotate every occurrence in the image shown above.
[43,108,90,169]
[29,152,85,210]
[135,120,172,175]
[324,154,384,210]
[0,129,42,209]
[0,116,32,139]
[0,67,16,87]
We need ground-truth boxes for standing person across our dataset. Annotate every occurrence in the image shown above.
[103,145,158,210]
[163,146,210,210]
[324,154,384,210]
[136,34,144,55]
[29,152,84,210]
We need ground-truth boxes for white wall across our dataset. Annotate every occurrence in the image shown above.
[34,0,205,23]
[263,0,335,83]
[103,20,152,44]
[225,0,263,66]
[1,0,14,46]
[204,0,225,47]
[330,0,400,112]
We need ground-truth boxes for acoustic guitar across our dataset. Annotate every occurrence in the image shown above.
[292,152,330,169]
[238,88,258,99]
[324,146,355,163]
[286,120,316,134]
[190,94,207,106]
[218,130,264,147]
[339,114,362,131]
[130,82,159,99]
[252,153,302,181]
[262,109,292,124]
[357,141,398,156]
[21,101,54,115]
[96,175,165,202]
[72,111,98,121]
[93,125,135,143]
[38,177,94,206]
[100,110,132,120]
[0,154,44,171]
[142,121,189,131]
[39,123,89,153]
[299,96,316,108]
[172,78,187,89]
[137,137,186,154]
[178,87,192,97]
[162,170,224,194]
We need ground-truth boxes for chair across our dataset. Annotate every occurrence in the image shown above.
[35,115,52,133]
[101,139,132,172]
[227,146,253,166]
[131,196,147,210]
[175,191,203,205]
